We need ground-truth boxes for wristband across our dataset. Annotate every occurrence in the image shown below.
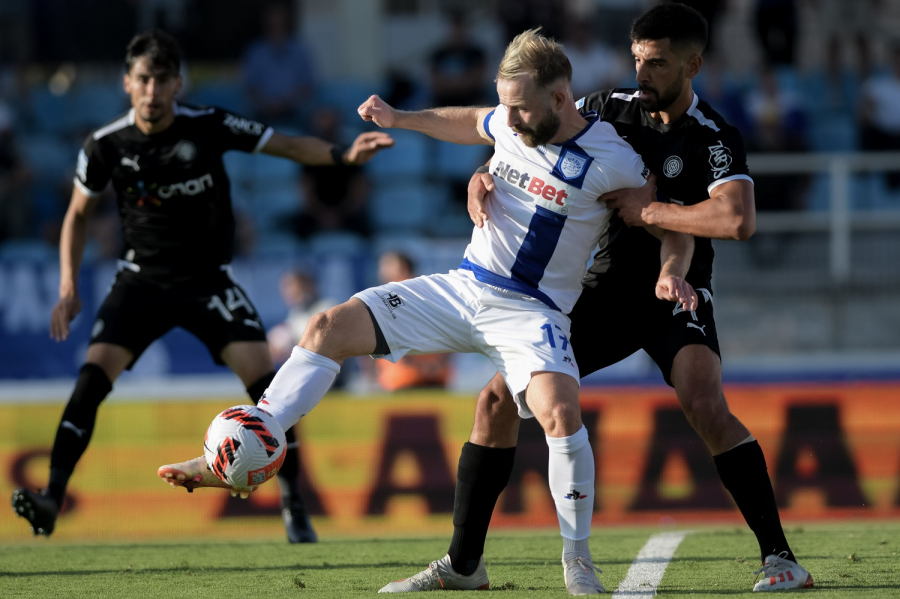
[330,144,348,165]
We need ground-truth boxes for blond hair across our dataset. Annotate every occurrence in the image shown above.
[496,28,572,88]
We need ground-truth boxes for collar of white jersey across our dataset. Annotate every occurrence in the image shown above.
[549,110,599,148]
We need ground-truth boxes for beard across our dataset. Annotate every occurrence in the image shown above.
[514,110,561,148]
[638,70,684,112]
[141,111,164,123]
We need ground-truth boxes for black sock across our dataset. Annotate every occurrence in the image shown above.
[714,440,794,563]
[276,426,306,510]
[47,364,113,507]
[248,372,304,510]
[246,372,275,405]
[447,443,516,576]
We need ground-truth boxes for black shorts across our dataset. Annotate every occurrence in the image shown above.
[90,266,266,369]
[568,275,720,387]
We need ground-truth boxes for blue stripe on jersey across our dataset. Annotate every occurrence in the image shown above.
[459,258,561,311]
[483,110,495,141]
[510,204,567,297]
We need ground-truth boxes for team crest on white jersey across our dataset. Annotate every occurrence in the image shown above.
[559,150,588,180]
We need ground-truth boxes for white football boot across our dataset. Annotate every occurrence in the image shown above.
[158,455,256,498]
[379,554,489,592]
[753,552,814,591]
[562,554,605,595]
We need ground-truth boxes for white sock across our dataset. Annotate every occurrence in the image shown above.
[546,425,594,544]
[563,537,590,559]
[261,346,339,431]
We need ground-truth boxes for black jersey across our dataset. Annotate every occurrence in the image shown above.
[74,103,273,281]
[578,89,753,289]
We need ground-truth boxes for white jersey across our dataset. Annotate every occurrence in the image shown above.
[460,104,648,314]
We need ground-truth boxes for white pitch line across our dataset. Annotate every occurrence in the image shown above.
[611,531,690,597]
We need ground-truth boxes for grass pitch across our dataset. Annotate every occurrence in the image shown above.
[1,522,897,598]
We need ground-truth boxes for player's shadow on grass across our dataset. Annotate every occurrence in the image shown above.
[0,561,446,577]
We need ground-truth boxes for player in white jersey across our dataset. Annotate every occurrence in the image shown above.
[160,29,696,595]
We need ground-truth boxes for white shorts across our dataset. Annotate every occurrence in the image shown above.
[353,269,580,419]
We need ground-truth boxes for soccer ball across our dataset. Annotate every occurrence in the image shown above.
[204,405,287,489]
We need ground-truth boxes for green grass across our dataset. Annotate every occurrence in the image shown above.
[1,523,898,597]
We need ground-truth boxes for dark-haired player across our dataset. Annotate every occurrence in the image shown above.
[10,30,393,542]
[383,4,811,594]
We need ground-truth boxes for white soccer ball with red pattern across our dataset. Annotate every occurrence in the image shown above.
[203,405,287,489]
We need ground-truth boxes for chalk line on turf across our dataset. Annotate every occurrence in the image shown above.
[611,530,690,597]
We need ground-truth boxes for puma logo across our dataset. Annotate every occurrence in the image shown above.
[121,155,140,171]
[61,421,87,438]
[686,322,707,336]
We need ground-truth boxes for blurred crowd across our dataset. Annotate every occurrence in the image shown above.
[1,0,899,259]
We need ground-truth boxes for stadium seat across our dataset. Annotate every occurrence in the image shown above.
[187,82,248,115]
[435,142,491,180]
[246,187,300,232]
[31,88,75,134]
[369,180,446,233]
[253,154,301,190]
[371,233,467,276]
[19,134,74,178]
[308,231,367,256]
[0,239,56,262]
[316,79,378,116]
[252,232,306,260]
[223,152,257,187]
[808,115,859,152]
[364,130,431,181]
[72,85,129,131]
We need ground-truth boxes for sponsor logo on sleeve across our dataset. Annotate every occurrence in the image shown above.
[379,291,405,319]
[708,141,733,179]
[223,113,265,136]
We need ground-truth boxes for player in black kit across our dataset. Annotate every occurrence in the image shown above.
[11,30,393,542]
[381,5,812,594]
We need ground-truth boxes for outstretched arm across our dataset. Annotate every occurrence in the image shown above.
[261,130,394,166]
[358,95,494,146]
